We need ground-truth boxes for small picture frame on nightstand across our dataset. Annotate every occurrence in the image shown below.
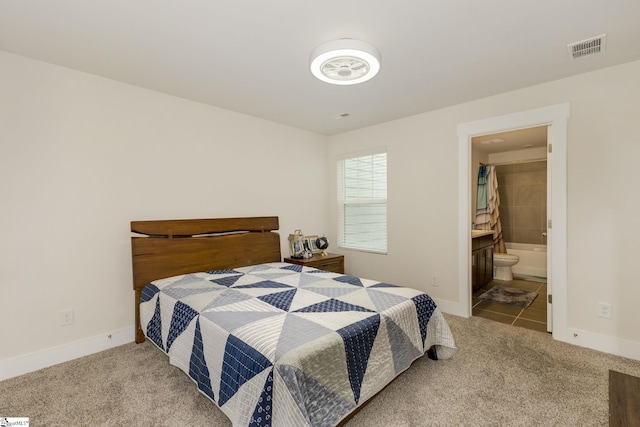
[305,235,320,254]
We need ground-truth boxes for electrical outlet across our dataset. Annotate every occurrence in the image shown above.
[60,309,74,326]
[431,275,439,287]
[597,303,612,319]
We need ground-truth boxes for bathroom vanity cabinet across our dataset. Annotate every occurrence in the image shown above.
[472,233,494,291]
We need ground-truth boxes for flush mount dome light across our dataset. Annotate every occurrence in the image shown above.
[310,39,381,85]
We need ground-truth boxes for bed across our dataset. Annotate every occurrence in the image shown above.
[131,216,457,427]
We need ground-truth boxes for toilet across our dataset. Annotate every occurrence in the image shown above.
[493,252,519,281]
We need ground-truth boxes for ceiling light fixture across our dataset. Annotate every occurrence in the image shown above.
[480,138,505,145]
[310,39,381,85]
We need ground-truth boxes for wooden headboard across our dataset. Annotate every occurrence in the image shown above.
[131,216,281,343]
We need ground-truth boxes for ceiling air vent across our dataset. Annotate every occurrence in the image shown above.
[567,34,606,59]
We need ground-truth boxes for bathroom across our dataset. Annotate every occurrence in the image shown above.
[471,126,549,332]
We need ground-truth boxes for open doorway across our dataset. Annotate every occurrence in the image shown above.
[457,103,570,343]
[471,127,549,332]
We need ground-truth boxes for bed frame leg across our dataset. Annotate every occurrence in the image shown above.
[136,328,146,344]
[134,289,146,344]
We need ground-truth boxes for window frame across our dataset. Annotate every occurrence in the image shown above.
[336,147,388,254]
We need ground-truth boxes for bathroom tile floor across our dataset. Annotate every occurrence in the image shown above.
[472,275,548,333]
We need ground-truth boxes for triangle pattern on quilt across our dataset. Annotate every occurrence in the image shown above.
[202,311,282,334]
[281,263,303,272]
[411,293,437,346]
[299,278,359,290]
[166,301,199,351]
[140,283,160,303]
[384,315,423,373]
[258,288,297,312]
[337,314,381,404]
[207,268,242,275]
[209,274,243,287]
[274,314,334,360]
[146,296,164,351]
[207,296,284,313]
[275,272,326,288]
[276,364,355,426]
[231,314,287,361]
[251,271,299,281]
[287,288,332,312]
[294,298,375,313]
[202,289,253,311]
[306,268,338,275]
[165,274,229,291]
[292,311,375,332]
[335,289,378,312]
[163,283,224,301]
[189,318,215,401]
[238,264,271,273]
[218,334,272,407]
[249,368,274,427]
[234,280,294,289]
[178,289,226,313]
[366,288,410,312]
[231,273,275,288]
[333,275,364,287]
[233,286,295,298]
[164,273,205,287]
[369,282,401,288]
[302,286,360,298]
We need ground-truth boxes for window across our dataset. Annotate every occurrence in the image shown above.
[337,148,387,253]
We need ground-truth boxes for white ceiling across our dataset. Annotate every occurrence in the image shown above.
[1,1,639,135]
[472,126,548,154]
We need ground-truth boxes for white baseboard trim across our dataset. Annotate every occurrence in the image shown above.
[1,326,135,381]
[567,327,640,361]
[432,297,469,318]
[431,297,640,362]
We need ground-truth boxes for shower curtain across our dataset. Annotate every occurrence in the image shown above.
[476,165,506,253]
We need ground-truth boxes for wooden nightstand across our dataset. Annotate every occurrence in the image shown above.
[283,253,344,274]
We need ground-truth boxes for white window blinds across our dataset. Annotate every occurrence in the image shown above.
[337,149,387,253]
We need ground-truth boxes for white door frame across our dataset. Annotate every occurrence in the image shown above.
[457,103,570,343]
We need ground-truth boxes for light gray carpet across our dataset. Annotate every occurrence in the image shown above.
[2,314,640,426]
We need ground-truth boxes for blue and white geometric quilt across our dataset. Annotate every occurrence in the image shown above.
[140,262,457,427]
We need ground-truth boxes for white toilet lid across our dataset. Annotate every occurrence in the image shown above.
[494,253,518,260]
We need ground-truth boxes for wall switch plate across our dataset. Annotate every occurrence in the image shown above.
[597,303,612,319]
[60,309,74,326]
[431,275,439,286]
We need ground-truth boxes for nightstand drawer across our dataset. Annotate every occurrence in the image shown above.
[283,253,344,274]
[309,257,344,274]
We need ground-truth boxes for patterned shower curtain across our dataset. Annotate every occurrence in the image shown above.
[476,165,506,253]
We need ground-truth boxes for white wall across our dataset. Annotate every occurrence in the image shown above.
[0,51,328,374]
[328,60,640,358]
[3,50,639,379]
